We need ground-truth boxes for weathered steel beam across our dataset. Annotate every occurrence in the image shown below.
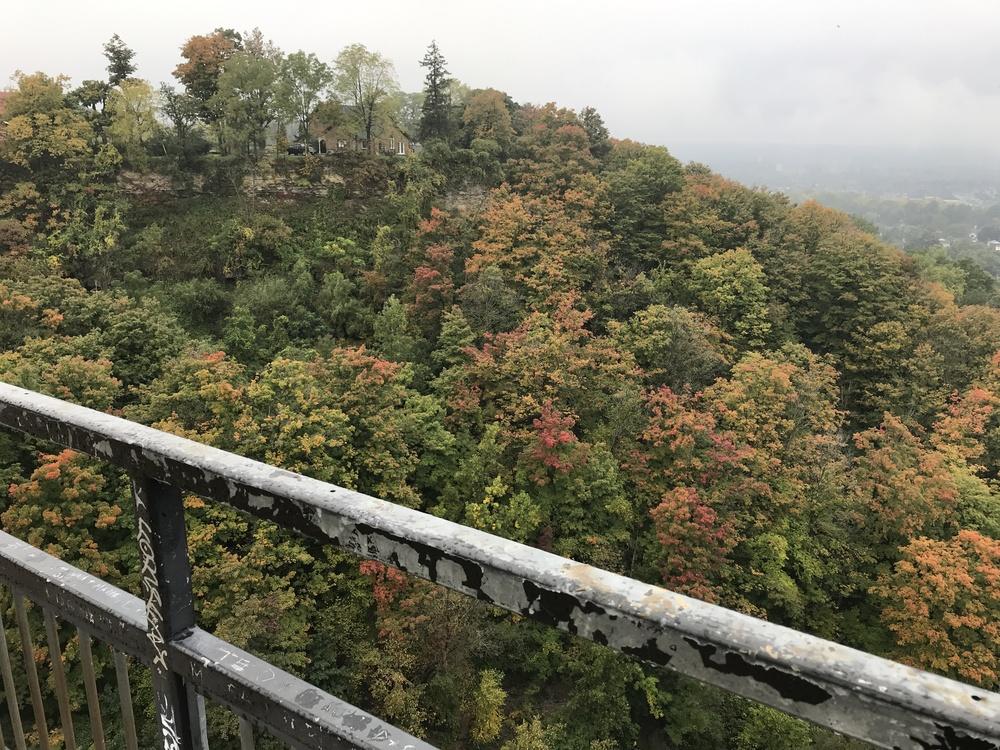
[131,472,204,750]
[1,382,998,750]
[171,628,430,750]
[0,532,149,659]
[0,532,433,750]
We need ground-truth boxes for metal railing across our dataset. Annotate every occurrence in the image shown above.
[0,381,996,750]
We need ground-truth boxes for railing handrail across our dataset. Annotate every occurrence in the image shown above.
[0,381,997,750]
[0,530,432,750]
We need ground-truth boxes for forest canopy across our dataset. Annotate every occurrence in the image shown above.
[1,30,998,750]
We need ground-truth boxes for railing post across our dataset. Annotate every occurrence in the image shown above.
[131,473,206,750]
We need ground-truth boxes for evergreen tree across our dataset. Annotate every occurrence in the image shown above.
[432,305,475,371]
[373,295,419,363]
[418,40,452,143]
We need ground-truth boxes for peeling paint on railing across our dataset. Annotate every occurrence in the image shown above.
[0,381,998,750]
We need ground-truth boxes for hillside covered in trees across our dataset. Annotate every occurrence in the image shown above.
[1,29,998,750]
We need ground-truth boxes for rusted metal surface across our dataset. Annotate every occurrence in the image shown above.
[1,382,999,749]
[0,531,435,750]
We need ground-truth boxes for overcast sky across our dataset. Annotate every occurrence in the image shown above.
[4,0,1000,158]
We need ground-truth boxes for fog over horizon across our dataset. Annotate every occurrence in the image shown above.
[5,0,1000,173]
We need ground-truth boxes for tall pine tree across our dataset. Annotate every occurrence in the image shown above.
[418,40,452,143]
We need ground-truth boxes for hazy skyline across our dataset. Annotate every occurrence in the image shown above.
[5,0,1000,159]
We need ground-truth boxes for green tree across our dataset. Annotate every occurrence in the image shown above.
[0,72,127,280]
[44,199,127,286]
[317,271,371,339]
[468,669,506,744]
[332,43,400,150]
[372,295,420,363]
[103,34,137,86]
[89,296,185,389]
[611,304,732,391]
[235,348,453,507]
[0,72,94,187]
[462,89,514,148]
[69,79,110,113]
[579,105,611,159]
[502,717,563,750]
[432,305,475,371]
[604,141,684,269]
[688,248,772,348]
[418,40,452,143]
[735,704,813,750]
[127,349,247,447]
[158,84,201,159]
[279,51,333,141]
[215,46,283,159]
[459,264,523,334]
[106,79,158,167]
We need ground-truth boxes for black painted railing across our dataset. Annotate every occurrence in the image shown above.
[0,382,997,750]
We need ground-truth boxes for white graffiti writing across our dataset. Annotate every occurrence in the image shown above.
[137,493,184,748]
[136,511,170,671]
[368,726,391,742]
[158,694,182,750]
[217,646,251,673]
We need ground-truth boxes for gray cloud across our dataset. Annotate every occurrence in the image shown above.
[4,0,999,156]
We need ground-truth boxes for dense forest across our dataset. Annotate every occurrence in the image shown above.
[798,190,1000,274]
[1,28,998,750]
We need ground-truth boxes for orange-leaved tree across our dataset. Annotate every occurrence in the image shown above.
[873,530,1000,688]
[4,450,133,583]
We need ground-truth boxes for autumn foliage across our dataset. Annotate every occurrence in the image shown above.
[2,33,1000,749]
[874,531,1000,687]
